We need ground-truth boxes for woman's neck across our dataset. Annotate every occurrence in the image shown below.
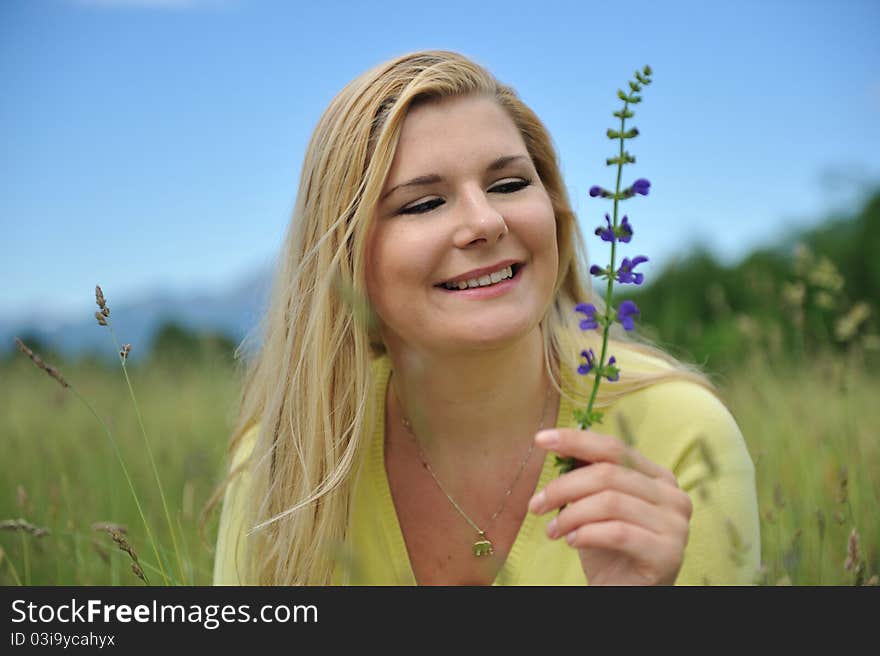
[384,326,558,471]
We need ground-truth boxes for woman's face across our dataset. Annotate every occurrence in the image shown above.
[365,94,558,355]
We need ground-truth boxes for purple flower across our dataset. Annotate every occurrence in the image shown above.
[617,300,640,331]
[596,214,634,243]
[578,348,597,375]
[575,303,599,331]
[595,214,615,242]
[589,186,603,197]
[605,356,620,382]
[616,255,648,285]
[618,215,633,243]
[590,264,606,277]
[632,178,651,196]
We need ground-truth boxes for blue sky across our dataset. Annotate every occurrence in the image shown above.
[2,0,879,321]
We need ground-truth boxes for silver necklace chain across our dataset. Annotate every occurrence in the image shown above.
[391,372,553,555]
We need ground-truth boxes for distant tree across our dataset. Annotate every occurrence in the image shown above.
[624,188,880,372]
[149,321,237,366]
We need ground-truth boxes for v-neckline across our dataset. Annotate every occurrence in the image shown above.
[368,358,563,586]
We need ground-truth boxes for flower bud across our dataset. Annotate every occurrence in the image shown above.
[606,129,621,139]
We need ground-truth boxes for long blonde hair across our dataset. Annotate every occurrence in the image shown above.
[205,49,719,585]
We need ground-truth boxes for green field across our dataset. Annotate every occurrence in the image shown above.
[1,339,877,586]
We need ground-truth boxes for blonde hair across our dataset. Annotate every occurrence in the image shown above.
[204,50,720,585]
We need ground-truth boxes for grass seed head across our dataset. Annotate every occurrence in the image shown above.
[102,527,141,567]
[120,344,131,360]
[91,522,128,534]
[0,518,50,537]
[95,285,108,312]
[15,338,69,388]
[130,561,148,584]
[845,527,861,571]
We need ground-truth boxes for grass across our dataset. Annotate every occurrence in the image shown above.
[0,353,239,585]
[0,341,877,585]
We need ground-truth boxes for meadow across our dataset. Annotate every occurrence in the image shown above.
[1,330,877,585]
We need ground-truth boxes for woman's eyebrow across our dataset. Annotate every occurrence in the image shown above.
[380,154,530,201]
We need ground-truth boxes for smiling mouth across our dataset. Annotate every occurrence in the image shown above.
[434,263,524,292]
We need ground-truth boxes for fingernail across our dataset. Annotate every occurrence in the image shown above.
[529,490,545,513]
[547,517,558,538]
[566,531,577,545]
[535,429,558,447]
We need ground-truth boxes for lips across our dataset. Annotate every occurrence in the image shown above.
[435,261,523,287]
[435,263,525,293]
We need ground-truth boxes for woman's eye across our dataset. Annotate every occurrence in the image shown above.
[490,178,531,194]
[397,178,531,215]
[399,198,444,215]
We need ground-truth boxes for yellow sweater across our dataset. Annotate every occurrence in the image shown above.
[214,348,761,585]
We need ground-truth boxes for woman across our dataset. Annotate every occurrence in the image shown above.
[209,50,760,585]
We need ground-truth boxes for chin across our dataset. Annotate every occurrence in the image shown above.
[446,317,540,351]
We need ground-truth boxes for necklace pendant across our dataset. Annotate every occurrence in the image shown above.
[473,532,494,557]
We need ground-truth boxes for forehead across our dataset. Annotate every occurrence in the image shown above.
[390,95,526,170]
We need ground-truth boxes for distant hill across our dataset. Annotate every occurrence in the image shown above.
[2,267,272,364]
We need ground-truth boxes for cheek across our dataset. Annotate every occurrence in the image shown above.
[365,225,438,302]
[517,196,558,258]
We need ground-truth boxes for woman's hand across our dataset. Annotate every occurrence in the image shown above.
[528,428,693,586]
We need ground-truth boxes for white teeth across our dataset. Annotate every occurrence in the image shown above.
[443,265,514,290]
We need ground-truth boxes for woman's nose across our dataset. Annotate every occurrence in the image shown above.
[452,188,508,248]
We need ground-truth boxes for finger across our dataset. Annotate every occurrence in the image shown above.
[564,521,684,580]
[530,461,693,519]
[530,461,674,515]
[536,428,677,485]
[547,489,686,540]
